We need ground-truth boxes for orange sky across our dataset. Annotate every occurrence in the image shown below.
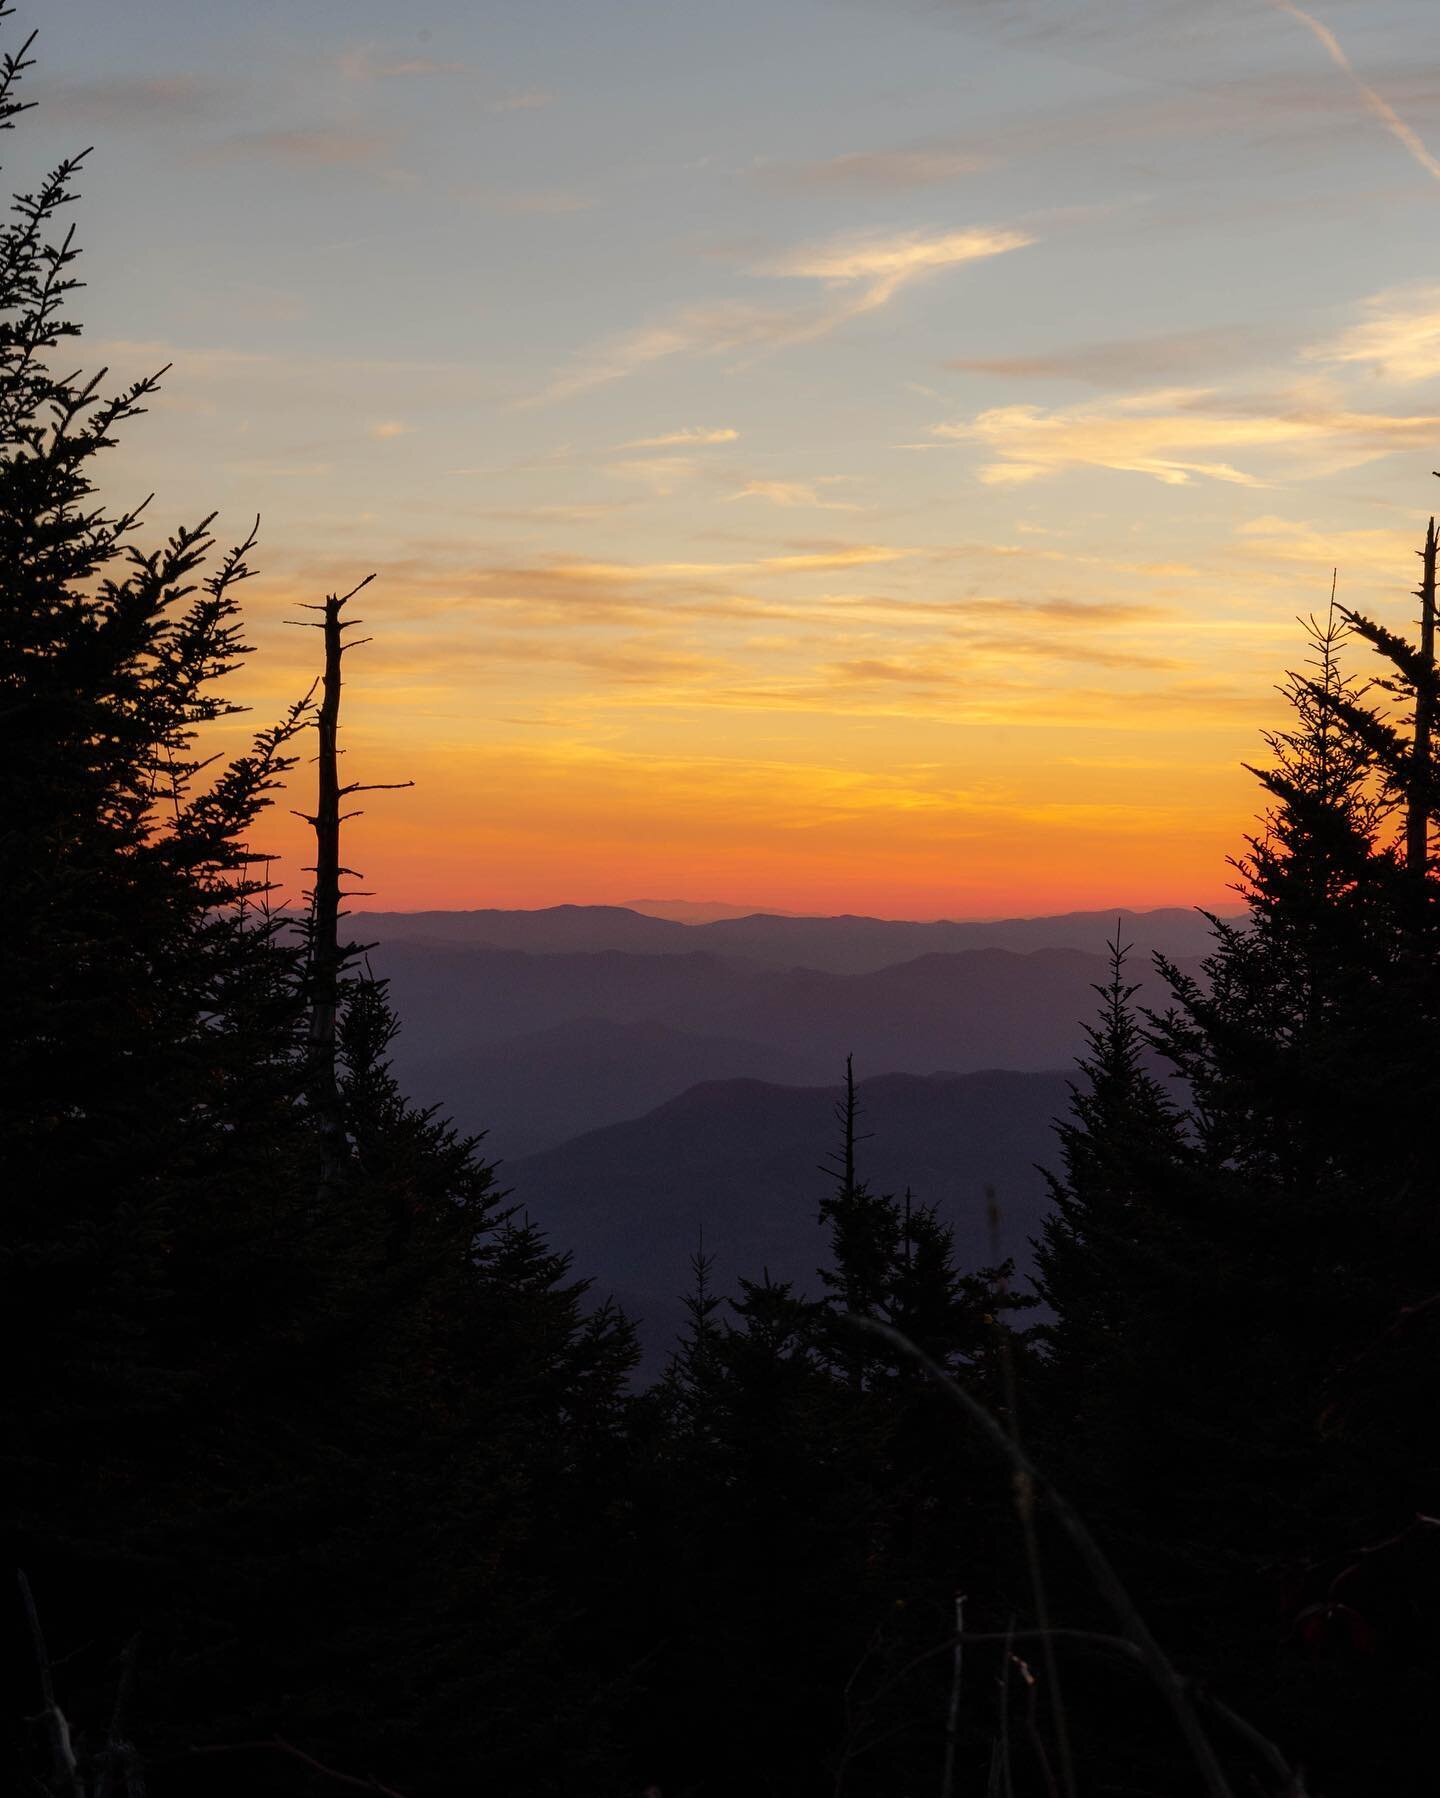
[41,0,1440,919]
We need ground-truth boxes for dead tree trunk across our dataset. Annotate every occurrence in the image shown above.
[294,577,408,1205]
[307,592,347,1202]
[1407,515,1437,876]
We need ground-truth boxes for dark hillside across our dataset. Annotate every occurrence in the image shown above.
[508,1067,1070,1333]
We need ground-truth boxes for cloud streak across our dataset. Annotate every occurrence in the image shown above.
[763,224,1035,320]
[932,387,1440,485]
[1268,0,1440,183]
[1306,285,1440,382]
[531,223,1032,403]
[212,125,395,167]
[728,479,858,510]
[490,87,556,112]
[526,303,803,404]
[40,73,223,126]
[620,427,740,448]
[337,48,466,80]
[755,142,987,191]
[950,323,1285,387]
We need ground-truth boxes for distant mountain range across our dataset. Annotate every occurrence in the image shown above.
[357,902,1224,976]
[621,898,800,923]
[370,936,1196,1159]
[348,904,1216,1359]
[507,1068,1071,1358]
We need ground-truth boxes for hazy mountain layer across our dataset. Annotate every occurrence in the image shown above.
[399,1016,816,1159]
[506,1069,1071,1352]
[358,902,1222,974]
[373,937,1193,1158]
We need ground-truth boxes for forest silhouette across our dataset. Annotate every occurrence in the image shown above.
[6,12,1440,1796]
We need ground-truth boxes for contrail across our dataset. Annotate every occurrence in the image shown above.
[1270,0,1440,184]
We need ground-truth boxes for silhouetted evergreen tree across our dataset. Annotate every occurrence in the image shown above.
[620,1067,1038,1797]
[1,31,641,1791]
[1034,927,1185,1400]
[1035,557,1440,1795]
[0,24,325,1774]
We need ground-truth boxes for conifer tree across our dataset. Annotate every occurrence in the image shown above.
[0,27,645,1788]
[1330,513,1439,878]
[1034,926,1185,1387]
[817,1058,1019,1386]
[1040,539,1440,1795]
[0,25,323,1758]
[662,1239,726,1439]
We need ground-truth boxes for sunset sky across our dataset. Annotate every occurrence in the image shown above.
[31,0,1440,918]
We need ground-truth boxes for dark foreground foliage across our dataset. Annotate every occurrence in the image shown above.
[5,15,1438,1796]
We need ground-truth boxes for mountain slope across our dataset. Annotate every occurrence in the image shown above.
[372,939,1192,1079]
[394,1016,815,1159]
[508,1069,1071,1342]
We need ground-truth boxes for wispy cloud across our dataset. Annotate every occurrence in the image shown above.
[1235,513,1418,574]
[39,73,223,126]
[212,125,395,167]
[761,545,910,573]
[604,457,698,495]
[491,87,555,113]
[530,223,1032,403]
[728,479,859,510]
[755,142,987,191]
[1268,0,1440,184]
[1306,285,1440,382]
[930,387,1440,486]
[620,427,739,448]
[337,47,466,80]
[950,323,1284,387]
[527,303,803,404]
[762,224,1035,319]
[368,420,416,440]
[531,545,912,585]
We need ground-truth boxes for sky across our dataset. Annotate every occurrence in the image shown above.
[25,0,1440,918]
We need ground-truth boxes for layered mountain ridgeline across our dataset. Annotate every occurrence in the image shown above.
[398,1016,817,1159]
[508,1068,1069,1353]
[366,932,1198,1159]
[357,901,1223,973]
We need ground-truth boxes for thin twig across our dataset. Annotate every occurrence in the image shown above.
[17,1570,83,1798]
[846,1317,1239,1798]
[940,1591,965,1798]
[172,1738,411,1798]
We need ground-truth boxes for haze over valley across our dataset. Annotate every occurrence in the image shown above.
[360,901,1207,1335]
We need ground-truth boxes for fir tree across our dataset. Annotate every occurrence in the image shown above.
[0,27,322,1769]
[1034,925,1185,1387]
[0,28,642,1787]
[1040,544,1440,1795]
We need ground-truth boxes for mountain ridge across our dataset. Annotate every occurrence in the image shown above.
[357,902,1224,974]
[507,1067,1071,1355]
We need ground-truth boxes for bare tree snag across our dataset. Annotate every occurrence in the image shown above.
[307,590,349,1202]
[1408,515,1437,876]
[291,577,410,1204]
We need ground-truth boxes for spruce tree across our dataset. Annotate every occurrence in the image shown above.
[0,23,323,1768]
[0,26,644,1788]
[1038,544,1440,1795]
[1034,925,1185,1394]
